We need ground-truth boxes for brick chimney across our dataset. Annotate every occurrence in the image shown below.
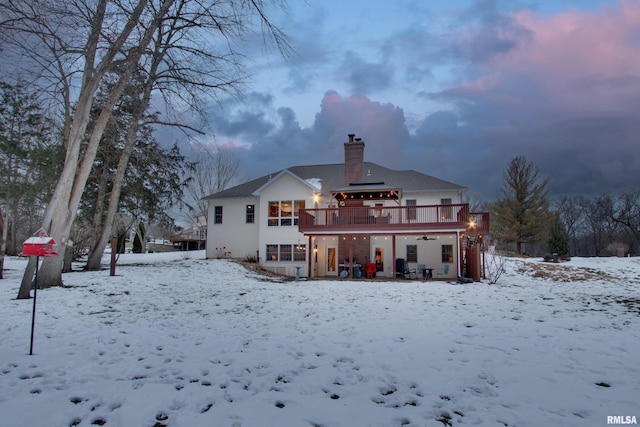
[344,134,365,185]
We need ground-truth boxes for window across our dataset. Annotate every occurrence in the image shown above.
[440,198,452,220]
[406,244,417,263]
[294,200,305,225]
[280,244,293,261]
[266,244,307,262]
[407,199,417,220]
[214,206,223,224]
[266,244,278,261]
[280,201,292,226]
[246,205,255,223]
[441,244,453,263]
[267,200,305,226]
[268,201,279,226]
[294,244,306,261]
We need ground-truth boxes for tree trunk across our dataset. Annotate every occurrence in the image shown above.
[17,79,100,294]
[85,162,112,270]
[135,222,148,253]
[85,36,161,269]
[85,122,140,270]
[16,0,170,295]
[17,257,37,299]
[0,208,6,279]
[19,51,142,291]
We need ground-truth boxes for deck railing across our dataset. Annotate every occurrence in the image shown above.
[468,211,490,235]
[169,233,206,242]
[299,204,489,234]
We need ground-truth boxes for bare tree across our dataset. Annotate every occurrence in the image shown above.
[1,0,290,296]
[184,145,241,223]
[553,195,586,256]
[610,190,640,252]
[485,248,507,285]
[550,191,639,257]
[0,207,5,279]
[578,195,618,257]
[4,0,176,297]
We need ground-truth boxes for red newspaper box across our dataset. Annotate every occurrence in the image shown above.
[23,236,58,257]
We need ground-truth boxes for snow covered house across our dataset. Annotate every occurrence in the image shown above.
[204,134,489,280]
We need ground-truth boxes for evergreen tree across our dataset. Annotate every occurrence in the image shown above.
[3,0,290,294]
[491,156,552,254]
[0,81,61,279]
[80,70,193,269]
[132,223,145,253]
[548,216,569,256]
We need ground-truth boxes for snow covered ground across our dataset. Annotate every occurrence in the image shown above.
[1,251,638,427]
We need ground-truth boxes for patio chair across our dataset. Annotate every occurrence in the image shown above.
[417,264,431,280]
[436,264,450,278]
[396,258,416,279]
[364,263,377,279]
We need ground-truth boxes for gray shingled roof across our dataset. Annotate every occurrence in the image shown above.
[204,162,466,199]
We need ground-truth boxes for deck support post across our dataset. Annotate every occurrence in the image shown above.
[392,235,396,279]
[308,235,313,278]
[349,236,354,278]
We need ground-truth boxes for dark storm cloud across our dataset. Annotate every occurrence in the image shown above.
[338,51,394,94]
[204,92,277,140]
[313,92,410,167]
[203,91,412,181]
[403,0,640,198]
[194,0,640,202]
[449,0,534,63]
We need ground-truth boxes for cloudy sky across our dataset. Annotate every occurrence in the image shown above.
[188,0,640,201]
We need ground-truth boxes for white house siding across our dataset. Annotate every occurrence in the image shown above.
[311,235,394,278]
[308,232,459,279]
[205,173,466,278]
[257,173,315,277]
[397,233,459,279]
[401,190,463,205]
[206,196,259,260]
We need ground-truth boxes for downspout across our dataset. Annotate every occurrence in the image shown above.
[457,231,462,278]
[307,235,312,278]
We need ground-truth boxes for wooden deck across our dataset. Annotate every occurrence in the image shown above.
[169,232,206,250]
[299,204,489,235]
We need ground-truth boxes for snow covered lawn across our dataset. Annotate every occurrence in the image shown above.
[1,252,638,427]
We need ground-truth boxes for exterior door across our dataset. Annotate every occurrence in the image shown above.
[326,246,337,276]
[374,247,384,274]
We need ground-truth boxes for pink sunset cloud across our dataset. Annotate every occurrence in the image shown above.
[416,1,640,196]
[488,1,640,116]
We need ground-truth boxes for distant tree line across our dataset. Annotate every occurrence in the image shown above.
[489,156,639,258]
[553,192,639,257]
